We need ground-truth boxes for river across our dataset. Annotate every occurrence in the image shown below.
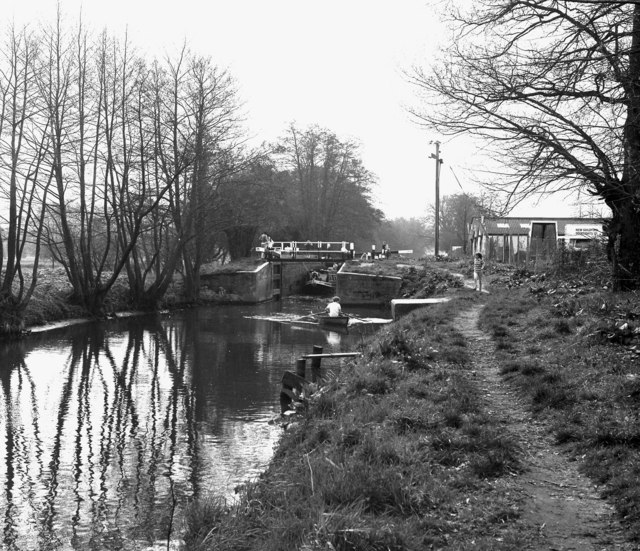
[0,301,388,550]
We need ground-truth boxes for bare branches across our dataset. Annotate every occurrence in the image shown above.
[411,0,640,288]
[0,14,248,316]
[410,0,632,202]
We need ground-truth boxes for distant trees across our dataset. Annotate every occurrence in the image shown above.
[374,217,428,258]
[211,124,383,256]
[216,158,283,260]
[272,124,382,243]
[408,1,640,289]
[426,193,496,254]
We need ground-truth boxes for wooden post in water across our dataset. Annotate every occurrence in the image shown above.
[296,358,306,379]
[311,345,323,382]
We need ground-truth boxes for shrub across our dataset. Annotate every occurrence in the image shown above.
[553,319,573,334]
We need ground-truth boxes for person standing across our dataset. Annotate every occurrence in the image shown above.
[259,233,270,258]
[473,252,485,292]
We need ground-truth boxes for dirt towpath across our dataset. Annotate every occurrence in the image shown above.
[456,304,635,550]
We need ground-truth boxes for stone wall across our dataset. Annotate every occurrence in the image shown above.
[336,267,402,305]
[200,261,315,302]
[201,262,273,302]
[279,263,312,298]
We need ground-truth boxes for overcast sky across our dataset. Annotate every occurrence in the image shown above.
[5,0,596,220]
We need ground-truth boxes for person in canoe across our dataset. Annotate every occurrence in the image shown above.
[325,296,342,317]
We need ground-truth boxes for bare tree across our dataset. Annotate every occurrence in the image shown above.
[127,49,245,307]
[409,1,640,289]
[38,16,176,314]
[0,12,246,321]
[0,24,52,331]
[180,55,244,300]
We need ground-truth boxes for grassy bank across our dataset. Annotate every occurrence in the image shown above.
[183,260,640,549]
[19,267,127,327]
[479,276,640,539]
[184,288,538,550]
[19,267,197,330]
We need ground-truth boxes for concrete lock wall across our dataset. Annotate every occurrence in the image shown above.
[279,263,311,297]
[336,268,402,305]
[201,261,311,302]
[201,262,273,302]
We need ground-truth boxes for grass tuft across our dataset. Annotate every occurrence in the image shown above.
[553,319,573,334]
[531,382,575,411]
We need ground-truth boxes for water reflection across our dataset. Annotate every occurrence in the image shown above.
[325,331,342,347]
[0,302,385,550]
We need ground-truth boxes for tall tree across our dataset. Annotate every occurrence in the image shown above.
[274,124,381,241]
[216,157,282,260]
[39,18,174,314]
[180,55,244,299]
[131,50,245,305]
[0,24,51,331]
[409,1,640,289]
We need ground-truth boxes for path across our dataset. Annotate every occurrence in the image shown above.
[456,305,635,550]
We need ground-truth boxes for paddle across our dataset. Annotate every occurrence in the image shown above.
[298,310,324,321]
[345,312,368,322]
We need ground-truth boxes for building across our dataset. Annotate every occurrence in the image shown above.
[469,216,605,264]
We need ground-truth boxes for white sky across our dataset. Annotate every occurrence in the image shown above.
[5,0,599,220]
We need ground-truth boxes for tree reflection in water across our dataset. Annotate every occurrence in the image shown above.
[0,318,198,550]
[0,305,380,550]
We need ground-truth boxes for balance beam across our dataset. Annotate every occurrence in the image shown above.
[301,352,361,359]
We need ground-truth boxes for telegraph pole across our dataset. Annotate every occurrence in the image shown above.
[430,141,443,257]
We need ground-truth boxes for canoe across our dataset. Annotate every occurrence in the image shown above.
[317,314,350,328]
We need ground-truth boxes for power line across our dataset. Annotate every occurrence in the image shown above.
[449,166,466,193]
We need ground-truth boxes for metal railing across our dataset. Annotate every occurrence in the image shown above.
[257,241,356,261]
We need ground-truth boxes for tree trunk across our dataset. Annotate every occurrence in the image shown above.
[614,5,640,290]
[607,202,640,291]
[182,250,197,302]
[0,296,25,335]
[225,225,257,260]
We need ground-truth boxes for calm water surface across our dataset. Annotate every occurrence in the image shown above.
[0,301,386,550]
